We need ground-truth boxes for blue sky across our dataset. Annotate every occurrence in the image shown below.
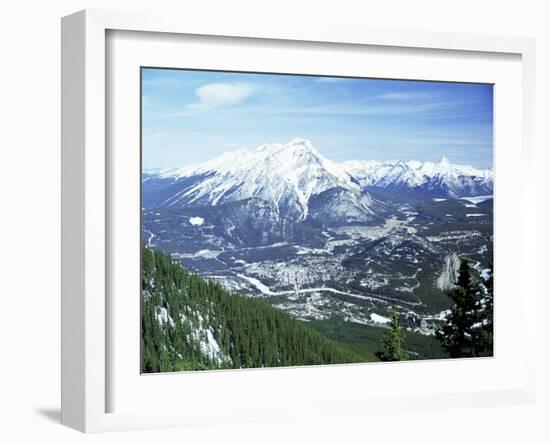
[142,68,493,169]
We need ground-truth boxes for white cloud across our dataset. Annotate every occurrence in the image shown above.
[186,82,257,110]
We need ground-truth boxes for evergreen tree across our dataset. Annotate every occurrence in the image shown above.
[437,259,482,358]
[473,263,493,356]
[376,309,408,361]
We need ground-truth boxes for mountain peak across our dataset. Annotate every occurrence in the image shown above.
[252,139,324,168]
[254,138,318,156]
[289,138,322,159]
[287,137,313,148]
[439,156,451,166]
[281,138,319,156]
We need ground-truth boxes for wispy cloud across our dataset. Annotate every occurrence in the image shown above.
[279,99,457,118]
[315,77,348,83]
[186,82,258,110]
[378,91,435,100]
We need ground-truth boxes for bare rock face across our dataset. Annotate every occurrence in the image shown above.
[436,253,460,291]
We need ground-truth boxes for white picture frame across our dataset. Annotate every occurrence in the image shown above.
[61,9,537,433]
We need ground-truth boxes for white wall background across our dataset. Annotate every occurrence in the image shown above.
[0,1,548,440]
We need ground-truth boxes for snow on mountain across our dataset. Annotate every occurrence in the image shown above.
[143,139,492,224]
[152,138,371,222]
[340,157,493,198]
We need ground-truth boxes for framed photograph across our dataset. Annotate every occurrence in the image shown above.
[140,67,495,373]
[61,9,537,432]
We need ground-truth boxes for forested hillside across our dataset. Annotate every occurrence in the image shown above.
[141,247,374,373]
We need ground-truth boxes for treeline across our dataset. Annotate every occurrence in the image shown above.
[141,247,367,373]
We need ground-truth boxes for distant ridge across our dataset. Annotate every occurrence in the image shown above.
[340,156,492,198]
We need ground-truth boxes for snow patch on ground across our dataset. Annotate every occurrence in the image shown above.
[460,195,493,204]
[172,249,222,259]
[480,268,491,280]
[238,274,275,295]
[423,309,451,321]
[294,245,329,255]
[472,261,491,281]
[395,282,420,293]
[466,213,486,217]
[189,216,205,226]
[426,230,482,243]
[181,311,231,365]
[156,307,175,327]
[370,313,391,324]
[144,227,156,247]
[335,217,413,241]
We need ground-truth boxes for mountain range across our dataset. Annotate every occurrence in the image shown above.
[143,138,493,227]
[340,156,492,198]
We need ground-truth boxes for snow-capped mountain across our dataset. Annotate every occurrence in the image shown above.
[143,139,493,232]
[340,157,493,198]
[144,138,377,224]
